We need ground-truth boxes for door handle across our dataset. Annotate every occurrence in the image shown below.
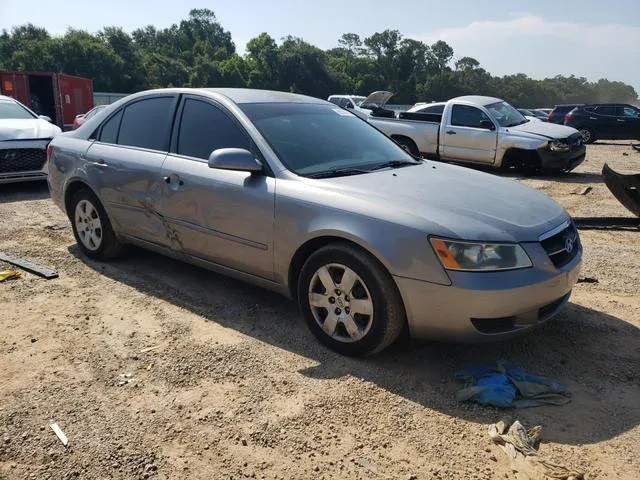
[164,175,184,186]
[617,119,625,122]
[90,159,108,167]
[445,130,456,135]
[589,117,597,120]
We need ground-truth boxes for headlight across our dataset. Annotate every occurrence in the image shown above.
[549,140,570,152]
[430,238,532,271]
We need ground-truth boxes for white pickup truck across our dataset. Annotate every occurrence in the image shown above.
[364,93,586,174]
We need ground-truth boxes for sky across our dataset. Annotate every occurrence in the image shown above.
[1,0,639,93]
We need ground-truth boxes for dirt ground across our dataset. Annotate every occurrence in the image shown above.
[0,141,638,480]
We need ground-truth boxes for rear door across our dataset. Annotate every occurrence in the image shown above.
[157,95,275,280]
[440,104,497,164]
[617,105,640,140]
[84,94,178,244]
[589,105,618,139]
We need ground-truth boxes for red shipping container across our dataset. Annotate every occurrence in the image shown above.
[0,71,93,130]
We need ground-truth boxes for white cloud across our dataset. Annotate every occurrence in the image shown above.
[411,13,640,92]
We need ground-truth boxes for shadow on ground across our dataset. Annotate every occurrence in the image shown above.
[0,181,50,204]
[70,245,640,447]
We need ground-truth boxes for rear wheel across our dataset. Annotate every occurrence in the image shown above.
[70,189,122,260]
[579,127,596,144]
[394,137,420,157]
[297,243,405,357]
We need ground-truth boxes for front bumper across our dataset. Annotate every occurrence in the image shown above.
[395,241,582,342]
[0,139,50,184]
[538,144,586,171]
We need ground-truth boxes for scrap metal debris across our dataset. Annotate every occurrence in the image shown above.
[0,269,21,282]
[633,144,640,152]
[44,224,68,231]
[117,373,134,386]
[571,186,592,195]
[573,217,640,230]
[577,277,599,284]
[0,252,58,279]
[49,422,68,446]
[488,420,586,479]
[456,361,571,408]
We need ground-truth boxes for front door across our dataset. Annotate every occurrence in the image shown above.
[440,104,497,164]
[157,96,275,280]
[617,105,640,140]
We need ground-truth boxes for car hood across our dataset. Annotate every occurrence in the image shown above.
[361,91,394,108]
[310,162,568,242]
[0,119,62,141]
[508,120,578,140]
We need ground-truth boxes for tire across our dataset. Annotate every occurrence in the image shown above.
[70,188,123,260]
[297,243,406,357]
[394,137,420,157]
[578,127,596,144]
[519,152,542,177]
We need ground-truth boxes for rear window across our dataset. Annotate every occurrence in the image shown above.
[593,106,616,116]
[417,104,445,114]
[117,97,174,151]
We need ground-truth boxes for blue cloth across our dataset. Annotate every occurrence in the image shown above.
[455,361,570,408]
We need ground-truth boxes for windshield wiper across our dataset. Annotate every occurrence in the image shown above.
[369,159,421,171]
[306,167,372,179]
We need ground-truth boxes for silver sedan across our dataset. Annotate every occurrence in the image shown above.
[47,88,582,356]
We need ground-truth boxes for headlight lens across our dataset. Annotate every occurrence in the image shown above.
[549,140,570,152]
[430,238,532,271]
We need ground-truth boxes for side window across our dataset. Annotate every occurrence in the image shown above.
[328,97,341,106]
[594,106,616,116]
[342,99,354,109]
[584,107,596,114]
[620,106,640,117]
[422,104,445,114]
[177,99,250,160]
[450,105,491,128]
[117,97,174,151]
[98,110,123,144]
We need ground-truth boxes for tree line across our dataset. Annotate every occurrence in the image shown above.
[1,9,637,107]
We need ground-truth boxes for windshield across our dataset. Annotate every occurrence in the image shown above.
[352,96,366,107]
[0,99,36,120]
[240,103,416,177]
[485,101,527,127]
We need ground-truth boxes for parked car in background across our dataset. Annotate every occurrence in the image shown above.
[0,94,61,184]
[563,104,640,143]
[327,94,370,119]
[517,109,543,122]
[47,88,581,356]
[534,108,553,116]
[73,104,107,130]
[548,104,583,124]
[518,109,548,121]
[367,94,585,174]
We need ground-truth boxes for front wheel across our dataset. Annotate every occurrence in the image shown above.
[70,189,123,260]
[297,243,406,357]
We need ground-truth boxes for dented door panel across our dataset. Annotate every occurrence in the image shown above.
[157,155,276,280]
[84,142,169,244]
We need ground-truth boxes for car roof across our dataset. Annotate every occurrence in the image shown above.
[0,95,18,102]
[198,88,327,105]
[452,95,504,106]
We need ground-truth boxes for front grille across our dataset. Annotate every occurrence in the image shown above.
[0,148,47,174]
[540,223,580,268]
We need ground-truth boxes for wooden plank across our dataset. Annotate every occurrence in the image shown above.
[0,252,58,279]
[49,422,68,446]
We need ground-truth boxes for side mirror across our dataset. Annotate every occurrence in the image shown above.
[480,120,496,131]
[38,115,53,123]
[208,148,263,173]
